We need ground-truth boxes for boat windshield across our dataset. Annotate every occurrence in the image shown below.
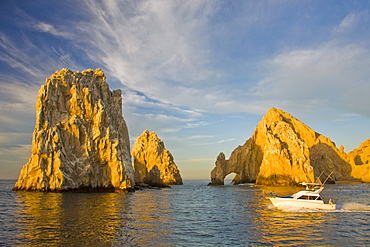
[297,195,323,200]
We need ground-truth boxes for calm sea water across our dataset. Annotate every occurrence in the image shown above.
[1,179,369,246]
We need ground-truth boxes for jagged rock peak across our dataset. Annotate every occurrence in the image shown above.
[132,130,183,187]
[13,68,135,192]
[209,107,356,186]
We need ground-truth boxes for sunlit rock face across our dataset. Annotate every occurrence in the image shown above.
[210,108,355,186]
[132,130,183,187]
[13,68,134,192]
[347,139,370,182]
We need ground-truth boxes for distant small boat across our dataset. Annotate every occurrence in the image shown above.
[236,183,254,187]
[267,172,336,210]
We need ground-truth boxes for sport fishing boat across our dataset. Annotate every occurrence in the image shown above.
[268,172,336,210]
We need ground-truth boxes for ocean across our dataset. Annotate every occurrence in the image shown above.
[0,179,369,246]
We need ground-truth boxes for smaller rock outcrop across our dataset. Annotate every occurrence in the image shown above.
[347,139,370,182]
[132,130,183,187]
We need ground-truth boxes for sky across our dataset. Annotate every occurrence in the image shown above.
[1,0,370,180]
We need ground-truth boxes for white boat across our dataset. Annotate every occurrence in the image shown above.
[268,173,336,210]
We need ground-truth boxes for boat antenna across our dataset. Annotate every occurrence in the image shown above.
[322,172,333,185]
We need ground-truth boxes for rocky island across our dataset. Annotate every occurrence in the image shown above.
[209,108,370,186]
[13,69,135,192]
[132,130,183,187]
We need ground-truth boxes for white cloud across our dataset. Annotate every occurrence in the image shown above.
[122,89,203,118]
[33,22,71,38]
[0,144,31,158]
[0,30,79,83]
[187,135,214,139]
[0,144,31,179]
[0,81,40,133]
[160,128,181,133]
[78,0,216,84]
[132,113,192,123]
[184,121,211,129]
[0,132,32,146]
[251,43,370,116]
[216,138,236,144]
[192,138,236,146]
[0,33,44,79]
[338,13,359,31]
[330,113,361,122]
[333,12,367,35]
[69,0,232,114]
[14,8,74,39]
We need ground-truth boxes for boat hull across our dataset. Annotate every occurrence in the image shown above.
[269,197,336,210]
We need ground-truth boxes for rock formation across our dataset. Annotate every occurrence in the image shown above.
[132,130,183,187]
[209,108,359,186]
[13,68,135,192]
[347,139,370,182]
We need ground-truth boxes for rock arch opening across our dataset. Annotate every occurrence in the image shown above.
[224,173,240,185]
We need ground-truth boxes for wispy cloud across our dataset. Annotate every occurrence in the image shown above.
[0,33,44,79]
[67,1,232,114]
[192,138,236,146]
[337,13,360,31]
[184,121,211,129]
[0,144,32,178]
[251,42,370,116]
[215,138,236,144]
[333,11,368,36]
[132,113,193,123]
[77,0,215,83]
[122,89,203,118]
[0,30,79,84]
[0,80,40,131]
[187,135,214,139]
[31,21,72,38]
[13,8,74,39]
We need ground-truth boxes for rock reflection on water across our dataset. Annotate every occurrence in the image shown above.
[12,188,174,246]
[126,189,173,246]
[14,191,134,246]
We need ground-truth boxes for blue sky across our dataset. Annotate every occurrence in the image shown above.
[1,0,370,179]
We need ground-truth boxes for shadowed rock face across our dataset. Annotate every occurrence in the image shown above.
[13,68,134,192]
[209,108,358,186]
[132,130,183,187]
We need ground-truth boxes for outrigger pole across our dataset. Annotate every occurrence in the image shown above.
[315,171,325,184]
[322,171,333,185]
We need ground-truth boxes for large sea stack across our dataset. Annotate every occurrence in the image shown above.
[13,68,135,192]
[132,130,183,187]
[209,108,369,186]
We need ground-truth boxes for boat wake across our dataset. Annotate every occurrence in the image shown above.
[337,203,370,212]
